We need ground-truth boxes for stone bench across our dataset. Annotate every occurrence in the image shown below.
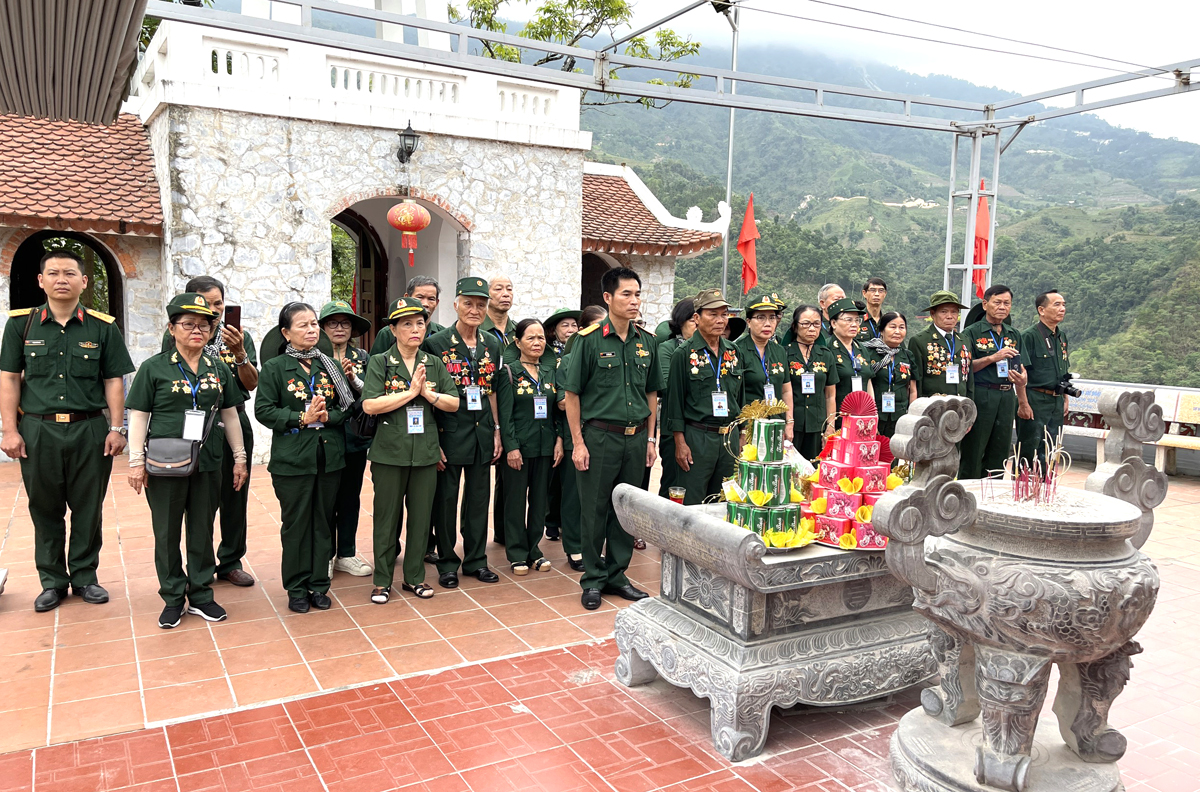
[1066,382,1200,474]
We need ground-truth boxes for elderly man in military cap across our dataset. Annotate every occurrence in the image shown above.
[423,277,504,588]
[0,249,135,612]
[665,288,746,506]
[907,290,973,399]
[371,275,446,354]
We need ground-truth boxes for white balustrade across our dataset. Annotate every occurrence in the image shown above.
[327,58,462,108]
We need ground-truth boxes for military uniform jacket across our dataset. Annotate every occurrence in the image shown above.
[733,334,789,404]
[1020,322,1069,392]
[786,341,840,434]
[361,349,455,467]
[564,318,662,426]
[161,326,258,403]
[908,324,972,398]
[856,313,884,344]
[665,334,744,432]
[829,336,871,406]
[481,315,517,348]
[497,358,559,457]
[555,351,574,451]
[963,320,1024,388]
[422,325,503,465]
[862,345,916,419]
[126,349,244,473]
[339,346,373,454]
[1,303,135,414]
[371,322,445,356]
[254,355,347,476]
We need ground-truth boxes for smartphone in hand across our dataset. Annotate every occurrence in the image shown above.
[224,304,241,330]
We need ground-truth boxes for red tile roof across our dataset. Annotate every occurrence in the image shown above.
[0,112,162,236]
[582,174,722,258]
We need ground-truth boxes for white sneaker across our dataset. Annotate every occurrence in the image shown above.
[334,556,373,577]
[328,559,335,579]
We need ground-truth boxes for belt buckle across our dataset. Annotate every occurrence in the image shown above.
[719,426,731,435]
[623,425,637,436]
[55,413,70,423]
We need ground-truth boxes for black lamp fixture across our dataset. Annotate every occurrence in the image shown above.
[396,121,420,165]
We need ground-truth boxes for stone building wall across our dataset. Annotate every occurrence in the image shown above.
[615,253,677,328]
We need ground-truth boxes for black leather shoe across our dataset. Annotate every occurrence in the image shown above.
[544,527,561,541]
[581,589,602,610]
[472,567,500,583]
[309,591,332,610]
[288,597,310,613]
[34,588,67,612]
[73,583,109,604]
[603,584,649,601]
[567,557,585,572]
[424,551,440,565]
[438,572,459,589]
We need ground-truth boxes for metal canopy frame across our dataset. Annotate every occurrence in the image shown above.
[144,0,1199,310]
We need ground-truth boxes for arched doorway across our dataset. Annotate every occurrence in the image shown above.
[10,231,125,332]
[332,208,388,346]
[581,253,613,310]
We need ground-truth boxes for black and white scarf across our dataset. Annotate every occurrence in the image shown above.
[284,343,356,410]
[203,321,226,361]
[864,337,901,375]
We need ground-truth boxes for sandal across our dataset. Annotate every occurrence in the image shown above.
[532,558,552,572]
[402,583,435,599]
[370,587,391,604]
[510,562,530,576]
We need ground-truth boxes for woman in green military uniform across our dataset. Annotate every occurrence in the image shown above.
[654,298,695,499]
[319,300,374,579]
[733,290,794,440]
[126,293,248,629]
[554,307,604,572]
[541,307,580,544]
[785,305,840,460]
[861,312,918,438]
[255,302,354,614]
[497,319,563,575]
[827,298,874,412]
[361,298,459,602]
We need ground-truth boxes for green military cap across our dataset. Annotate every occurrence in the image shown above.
[744,289,782,315]
[826,297,865,321]
[318,299,371,335]
[167,292,219,320]
[655,320,672,343]
[544,306,581,334]
[387,296,428,323]
[455,277,490,298]
[926,290,967,312]
[693,288,732,311]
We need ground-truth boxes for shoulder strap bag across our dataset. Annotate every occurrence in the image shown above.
[145,406,219,477]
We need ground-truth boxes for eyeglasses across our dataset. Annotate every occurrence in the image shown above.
[324,319,353,330]
[175,321,213,333]
[796,321,822,329]
[864,287,887,294]
[748,313,778,322]
[836,315,862,324]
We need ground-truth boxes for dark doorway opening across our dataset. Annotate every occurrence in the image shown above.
[10,231,125,332]
[581,253,611,310]
[332,209,388,348]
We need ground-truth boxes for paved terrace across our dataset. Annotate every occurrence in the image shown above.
[0,460,1195,792]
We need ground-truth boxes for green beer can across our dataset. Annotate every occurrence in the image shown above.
[752,418,786,463]
[738,460,762,494]
[759,462,790,506]
[746,506,770,535]
[726,501,750,527]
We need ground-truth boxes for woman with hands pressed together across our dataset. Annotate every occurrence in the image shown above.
[497,319,563,576]
[361,298,458,603]
[255,302,354,614]
[785,305,840,460]
[127,293,248,629]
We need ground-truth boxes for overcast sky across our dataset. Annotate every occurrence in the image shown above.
[499,0,1200,144]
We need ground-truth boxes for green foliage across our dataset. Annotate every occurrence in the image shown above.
[140,0,213,53]
[39,237,109,315]
[331,225,357,304]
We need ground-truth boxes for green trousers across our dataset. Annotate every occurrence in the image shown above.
[215,411,253,575]
[558,449,582,556]
[502,455,551,565]
[146,470,219,607]
[960,387,1017,479]
[576,424,644,591]
[656,432,678,498]
[1016,390,1065,466]
[491,462,505,544]
[545,464,562,533]
[795,430,824,461]
[434,461,491,575]
[675,426,736,506]
[20,415,112,591]
[271,458,340,599]
[371,462,437,588]
[331,449,368,559]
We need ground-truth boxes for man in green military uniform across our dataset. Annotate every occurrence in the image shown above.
[1017,290,1071,465]
[960,285,1029,478]
[856,277,888,343]
[564,267,662,611]
[908,290,973,398]
[423,277,504,588]
[162,275,259,587]
[481,275,516,544]
[666,289,746,506]
[370,275,445,354]
[0,249,135,612]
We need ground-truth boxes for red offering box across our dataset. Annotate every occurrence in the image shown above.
[817,516,852,543]
[841,415,879,442]
[826,490,863,520]
[811,485,827,504]
[857,464,890,493]
[855,520,888,550]
[819,460,856,489]
[862,492,884,507]
[801,505,816,523]
[839,441,881,467]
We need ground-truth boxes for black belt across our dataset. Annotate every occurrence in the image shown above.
[1031,387,1059,396]
[976,382,1013,392]
[685,420,734,436]
[28,410,104,424]
[586,419,646,436]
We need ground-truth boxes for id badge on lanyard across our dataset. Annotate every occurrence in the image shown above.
[712,391,729,417]
[763,383,776,402]
[946,366,960,385]
[996,359,1009,378]
[801,372,816,394]
[406,406,424,434]
[852,377,864,392]
[183,409,205,441]
[882,391,896,413]
[465,386,483,411]
[533,396,548,419]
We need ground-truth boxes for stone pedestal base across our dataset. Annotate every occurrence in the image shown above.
[890,708,1125,792]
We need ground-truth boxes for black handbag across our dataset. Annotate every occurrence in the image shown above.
[145,407,219,477]
[349,400,377,439]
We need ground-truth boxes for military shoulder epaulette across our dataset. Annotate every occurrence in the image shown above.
[575,323,599,337]
[7,308,32,317]
[86,309,115,324]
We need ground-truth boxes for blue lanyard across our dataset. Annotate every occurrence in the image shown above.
[753,344,770,380]
[849,343,861,376]
[988,330,1006,355]
[704,348,722,391]
[176,362,201,410]
[887,359,895,390]
[309,372,320,400]
[865,317,880,339]
[523,365,542,392]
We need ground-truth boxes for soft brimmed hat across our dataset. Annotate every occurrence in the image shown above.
[387,296,429,323]
[827,297,866,322]
[544,307,581,335]
[693,288,732,312]
[655,320,672,344]
[927,290,967,312]
[318,300,371,336]
[455,277,490,299]
[167,292,218,320]
[725,315,746,341]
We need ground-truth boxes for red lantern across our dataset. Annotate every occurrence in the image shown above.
[386,200,432,267]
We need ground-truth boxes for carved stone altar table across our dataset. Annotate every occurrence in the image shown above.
[610,485,935,762]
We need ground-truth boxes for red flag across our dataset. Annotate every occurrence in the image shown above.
[737,193,760,294]
[972,179,990,299]
[351,273,358,312]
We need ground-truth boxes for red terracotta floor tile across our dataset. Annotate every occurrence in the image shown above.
[421,701,563,771]
[285,683,412,747]
[229,665,320,707]
[481,647,601,700]
[380,640,464,677]
[655,767,760,792]
[0,708,47,754]
[0,750,32,792]
[35,728,173,791]
[459,745,610,792]
[306,722,454,792]
[523,681,661,743]
[391,664,516,720]
[451,629,528,662]
[50,692,146,745]
[393,774,471,792]
[308,651,393,689]
[175,748,323,792]
[166,704,302,776]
